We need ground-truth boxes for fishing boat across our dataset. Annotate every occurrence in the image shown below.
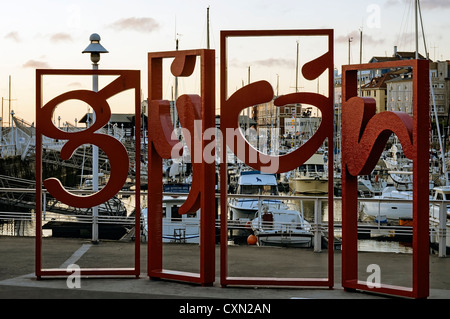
[251,203,313,247]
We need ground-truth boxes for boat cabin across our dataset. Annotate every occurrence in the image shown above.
[432,186,450,201]
[237,171,279,196]
[298,153,325,175]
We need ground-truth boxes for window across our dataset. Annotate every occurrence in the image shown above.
[187,212,197,218]
[171,205,181,221]
[241,185,277,195]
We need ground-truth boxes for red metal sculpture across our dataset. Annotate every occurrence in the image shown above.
[33,30,431,299]
[147,49,216,286]
[35,69,141,278]
[219,29,335,288]
[341,60,429,298]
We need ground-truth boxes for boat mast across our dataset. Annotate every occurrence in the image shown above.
[416,0,448,184]
[359,27,363,96]
[295,41,299,93]
[174,31,180,129]
[295,41,299,144]
[8,75,11,127]
[206,6,210,49]
[415,0,419,59]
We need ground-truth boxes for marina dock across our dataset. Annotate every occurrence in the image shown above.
[1,236,450,299]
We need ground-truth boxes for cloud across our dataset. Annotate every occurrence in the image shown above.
[230,58,295,69]
[23,59,50,69]
[254,58,295,69]
[50,32,73,43]
[385,0,450,10]
[384,0,403,6]
[4,31,21,42]
[68,82,82,88]
[420,0,450,9]
[336,31,385,46]
[108,17,159,33]
[395,31,416,47]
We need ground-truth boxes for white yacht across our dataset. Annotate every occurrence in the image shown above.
[228,171,281,220]
[360,186,413,222]
[229,170,313,247]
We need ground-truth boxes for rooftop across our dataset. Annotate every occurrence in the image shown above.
[361,69,410,89]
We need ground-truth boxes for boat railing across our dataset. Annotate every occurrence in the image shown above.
[0,210,136,225]
[254,219,304,232]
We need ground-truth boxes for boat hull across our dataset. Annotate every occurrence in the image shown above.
[290,178,328,194]
[254,231,313,247]
[360,200,412,221]
[229,199,283,220]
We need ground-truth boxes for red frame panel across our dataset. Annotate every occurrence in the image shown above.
[341,60,429,298]
[220,29,334,288]
[147,49,216,286]
[35,69,141,278]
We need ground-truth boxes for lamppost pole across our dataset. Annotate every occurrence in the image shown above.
[82,33,108,244]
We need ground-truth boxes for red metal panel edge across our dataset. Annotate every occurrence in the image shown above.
[35,69,141,279]
[341,60,429,299]
[220,29,334,288]
[39,268,138,277]
[35,70,43,279]
[147,49,216,286]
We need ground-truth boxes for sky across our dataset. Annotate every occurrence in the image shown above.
[1,0,449,125]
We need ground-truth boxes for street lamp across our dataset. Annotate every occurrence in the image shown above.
[82,33,108,90]
[82,33,108,244]
[83,33,109,62]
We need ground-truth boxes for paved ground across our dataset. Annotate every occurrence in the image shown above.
[1,236,450,301]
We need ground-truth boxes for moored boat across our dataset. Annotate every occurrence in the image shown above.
[251,204,313,247]
[228,170,282,220]
[289,153,328,195]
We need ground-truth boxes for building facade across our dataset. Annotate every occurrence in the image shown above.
[386,61,450,126]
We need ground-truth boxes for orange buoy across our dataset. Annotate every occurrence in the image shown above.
[247,234,257,245]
